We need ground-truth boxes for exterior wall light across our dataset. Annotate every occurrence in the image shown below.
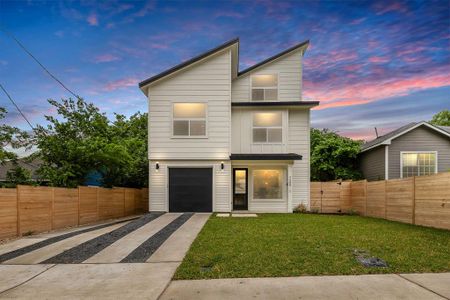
[156,162,160,170]
[221,162,224,170]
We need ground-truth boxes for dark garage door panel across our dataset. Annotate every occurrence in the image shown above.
[169,168,213,212]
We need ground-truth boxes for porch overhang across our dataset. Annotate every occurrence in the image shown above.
[230,153,302,161]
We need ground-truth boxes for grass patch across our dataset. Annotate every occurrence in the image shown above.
[174,214,450,279]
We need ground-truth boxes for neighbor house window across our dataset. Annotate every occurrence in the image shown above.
[401,152,437,178]
[253,170,282,199]
[253,112,282,143]
[173,103,206,136]
[251,74,278,101]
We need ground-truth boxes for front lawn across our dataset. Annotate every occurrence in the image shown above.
[174,214,450,279]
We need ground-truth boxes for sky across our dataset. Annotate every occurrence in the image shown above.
[0,0,449,142]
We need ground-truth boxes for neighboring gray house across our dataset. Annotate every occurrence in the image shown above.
[359,122,450,181]
[0,157,42,182]
[139,38,319,213]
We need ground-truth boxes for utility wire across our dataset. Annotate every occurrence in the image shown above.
[0,26,81,99]
[0,83,35,130]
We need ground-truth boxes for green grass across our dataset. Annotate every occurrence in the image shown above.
[174,214,450,279]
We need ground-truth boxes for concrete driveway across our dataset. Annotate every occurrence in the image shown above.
[0,213,210,299]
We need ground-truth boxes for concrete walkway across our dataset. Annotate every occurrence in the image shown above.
[160,273,450,300]
[0,213,211,299]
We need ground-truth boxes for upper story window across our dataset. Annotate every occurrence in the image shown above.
[252,112,282,143]
[251,74,278,101]
[173,103,206,137]
[401,152,437,178]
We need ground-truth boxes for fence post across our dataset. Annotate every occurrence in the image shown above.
[51,187,55,230]
[16,185,21,237]
[412,176,416,225]
[320,182,323,213]
[77,186,81,226]
[384,180,387,219]
[364,180,368,216]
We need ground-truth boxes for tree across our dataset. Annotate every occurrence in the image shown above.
[430,109,450,126]
[0,107,29,164]
[6,165,32,185]
[310,128,363,181]
[33,98,148,188]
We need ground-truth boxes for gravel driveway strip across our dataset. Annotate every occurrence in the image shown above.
[42,213,164,264]
[0,216,141,263]
[121,213,193,263]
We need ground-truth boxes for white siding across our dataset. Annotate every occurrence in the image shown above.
[288,109,310,209]
[148,50,231,160]
[231,50,303,102]
[149,160,231,212]
[231,108,288,153]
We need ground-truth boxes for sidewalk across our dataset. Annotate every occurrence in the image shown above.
[160,273,450,300]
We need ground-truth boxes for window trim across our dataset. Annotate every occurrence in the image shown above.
[400,151,438,178]
[250,73,279,101]
[171,102,208,139]
[251,168,285,201]
[252,111,283,144]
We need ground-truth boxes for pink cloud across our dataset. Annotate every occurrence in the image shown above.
[87,13,98,26]
[305,69,450,111]
[375,2,409,15]
[368,56,389,63]
[350,18,366,25]
[214,11,245,19]
[93,54,120,63]
[103,77,139,91]
[343,64,363,72]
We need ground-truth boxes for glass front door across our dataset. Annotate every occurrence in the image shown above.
[233,168,248,210]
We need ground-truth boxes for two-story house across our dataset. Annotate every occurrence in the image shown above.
[139,38,319,213]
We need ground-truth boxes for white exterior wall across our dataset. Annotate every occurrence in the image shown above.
[147,50,231,161]
[231,108,288,153]
[149,160,231,212]
[231,50,303,102]
[288,109,310,209]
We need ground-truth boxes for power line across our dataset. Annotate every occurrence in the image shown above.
[0,26,81,99]
[0,83,35,131]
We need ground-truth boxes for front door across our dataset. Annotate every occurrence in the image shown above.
[233,168,248,210]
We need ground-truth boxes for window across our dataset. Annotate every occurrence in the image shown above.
[251,74,278,101]
[253,170,282,199]
[401,152,437,178]
[253,112,282,143]
[173,103,206,137]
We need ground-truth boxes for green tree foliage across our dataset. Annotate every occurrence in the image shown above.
[0,107,29,164]
[33,98,148,188]
[310,128,363,181]
[6,165,32,185]
[430,109,450,126]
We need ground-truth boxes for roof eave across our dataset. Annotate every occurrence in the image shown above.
[237,40,310,77]
[138,38,240,93]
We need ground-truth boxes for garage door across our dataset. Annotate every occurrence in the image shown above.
[169,168,213,212]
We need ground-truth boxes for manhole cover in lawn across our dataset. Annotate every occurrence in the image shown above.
[353,249,388,268]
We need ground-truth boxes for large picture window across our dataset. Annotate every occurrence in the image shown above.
[401,152,437,178]
[253,170,282,199]
[253,112,282,143]
[173,103,206,137]
[251,74,278,101]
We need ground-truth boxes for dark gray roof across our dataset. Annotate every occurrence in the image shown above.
[231,101,319,107]
[361,121,450,152]
[230,153,302,160]
[0,157,43,181]
[139,38,239,88]
[361,123,417,151]
[437,125,450,134]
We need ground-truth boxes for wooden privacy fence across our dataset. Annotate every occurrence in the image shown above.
[311,172,450,230]
[0,185,149,240]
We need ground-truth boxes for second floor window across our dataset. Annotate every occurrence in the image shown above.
[173,103,206,137]
[253,112,282,143]
[251,74,278,101]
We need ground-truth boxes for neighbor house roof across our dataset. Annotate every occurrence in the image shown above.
[139,38,310,91]
[361,121,450,152]
[0,157,43,181]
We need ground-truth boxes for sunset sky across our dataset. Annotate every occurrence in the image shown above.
[1,0,449,141]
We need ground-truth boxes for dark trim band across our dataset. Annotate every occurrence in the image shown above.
[231,101,319,107]
[230,153,302,160]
